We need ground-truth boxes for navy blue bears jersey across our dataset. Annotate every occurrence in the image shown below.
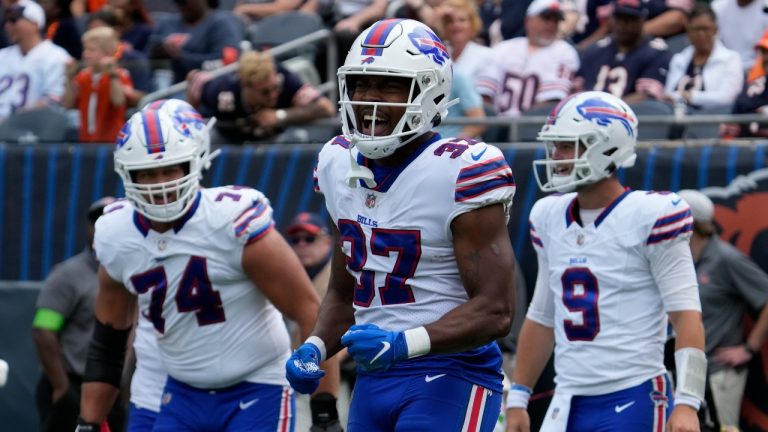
[576,36,671,100]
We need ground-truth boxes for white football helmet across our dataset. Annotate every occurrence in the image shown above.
[145,98,217,169]
[338,19,455,160]
[114,108,216,222]
[533,91,638,193]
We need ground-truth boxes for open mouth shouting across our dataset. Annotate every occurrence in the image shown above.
[359,109,391,137]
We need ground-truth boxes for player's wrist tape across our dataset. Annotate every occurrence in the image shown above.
[506,383,532,409]
[83,320,131,387]
[305,336,327,362]
[75,419,100,432]
[404,326,431,358]
[673,347,706,408]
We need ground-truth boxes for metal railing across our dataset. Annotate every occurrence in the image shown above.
[137,28,338,108]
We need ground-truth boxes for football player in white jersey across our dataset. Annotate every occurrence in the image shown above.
[285,19,517,432]
[120,99,209,432]
[0,0,70,119]
[505,91,705,432]
[77,104,340,432]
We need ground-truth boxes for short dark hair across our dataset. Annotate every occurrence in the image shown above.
[688,3,717,24]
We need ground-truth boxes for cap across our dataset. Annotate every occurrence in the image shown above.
[526,0,564,19]
[8,0,46,30]
[88,196,117,222]
[756,29,768,50]
[286,212,329,236]
[612,0,648,17]
[677,190,714,224]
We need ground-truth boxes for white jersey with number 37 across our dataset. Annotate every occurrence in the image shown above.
[94,187,291,389]
[526,190,701,395]
[314,134,516,331]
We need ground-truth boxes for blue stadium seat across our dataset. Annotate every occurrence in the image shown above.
[628,99,674,140]
[0,107,69,144]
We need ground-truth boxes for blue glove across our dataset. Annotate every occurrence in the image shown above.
[285,342,326,394]
[341,323,408,371]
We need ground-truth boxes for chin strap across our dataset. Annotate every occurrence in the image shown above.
[346,138,377,188]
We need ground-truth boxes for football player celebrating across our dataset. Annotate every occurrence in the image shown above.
[505,91,705,432]
[285,18,517,431]
[77,103,340,431]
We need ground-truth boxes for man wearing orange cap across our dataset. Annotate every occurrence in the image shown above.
[723,32,768,138]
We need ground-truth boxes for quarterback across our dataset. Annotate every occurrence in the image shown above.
[506,91,706,432]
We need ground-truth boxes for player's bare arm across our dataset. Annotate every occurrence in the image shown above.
[311,223,357,358]
[242,228,320,339]
[80,266,136,424]
[505,319,555,432]
[242,227,342,398]
[425,203,515,352]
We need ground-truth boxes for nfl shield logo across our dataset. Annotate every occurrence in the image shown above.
[365,193,376,208]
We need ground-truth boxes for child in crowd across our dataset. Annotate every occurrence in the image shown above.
[62,26,134,143]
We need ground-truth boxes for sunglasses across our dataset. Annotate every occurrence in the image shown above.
[288,235,318,245]
[6,8,24,23]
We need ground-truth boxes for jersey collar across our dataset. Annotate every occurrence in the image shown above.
[566,188,632,228]
[356,133,442,192]
[132,191,202,237]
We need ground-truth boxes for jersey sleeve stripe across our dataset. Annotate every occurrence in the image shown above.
[530,233,543,248]
[457,156,508,183]
[455,175,515,202]
[646,222,693,245]
[652,209,691,228]
[245,221,274,245]
[313,166,320,193]
[234,202,270,237]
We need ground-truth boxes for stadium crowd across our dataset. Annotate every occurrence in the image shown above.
[0,0,768,143]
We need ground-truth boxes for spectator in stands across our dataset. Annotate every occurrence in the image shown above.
[0,0,71,120]
[108,0,154,52]
[71,0,107,16]
[640,0,694,38]
[187,50,335,143]
[233,0,303,23]
[147,0,243,83]
[574,0,671,103]
[664,4,743,112]
[712,0,768,73]
[32,197,125,432]
[722,36,768,138]
[564,0,613,50]
[86,7,152,102]
[61,27,134,143]
[305,0,387,77]
[478,0,579,117]
[435,69,486,139]
[436,0,492,87]
[677,189,768,432]
[394,0,446,32]
[40,0,82,58]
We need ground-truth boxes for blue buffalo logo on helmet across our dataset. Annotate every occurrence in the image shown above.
[407,27,449,66]
[361,56,375,65]
[576,98,636,137]
[116,121,132,148]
